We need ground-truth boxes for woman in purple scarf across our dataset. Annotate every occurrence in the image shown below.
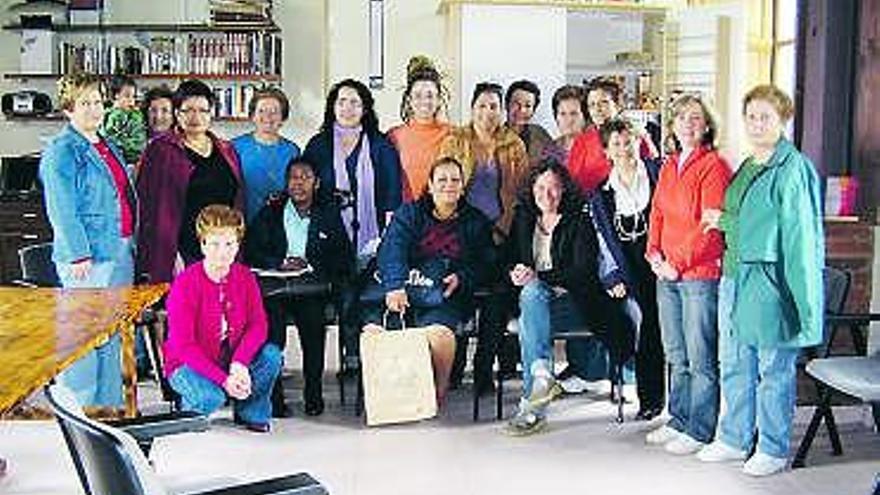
[302,78,402,367]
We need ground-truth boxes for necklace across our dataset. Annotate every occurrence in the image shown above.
[614,210,647,242]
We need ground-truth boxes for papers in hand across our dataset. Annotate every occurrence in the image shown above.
[252,264,314,278]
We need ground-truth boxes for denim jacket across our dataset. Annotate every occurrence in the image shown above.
[39,124,136,265]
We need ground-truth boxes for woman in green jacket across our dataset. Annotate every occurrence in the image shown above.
[699,85,824,476]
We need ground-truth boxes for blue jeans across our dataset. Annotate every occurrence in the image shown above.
[57,237,133,407]
[717,276,799,458]
[517,280,585,398]
[657,279,719,443]
[169,344,282,425]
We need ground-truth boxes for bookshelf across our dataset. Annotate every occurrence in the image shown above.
[7,20,282,121]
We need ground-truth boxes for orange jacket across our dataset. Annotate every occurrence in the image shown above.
[647,146,731,280]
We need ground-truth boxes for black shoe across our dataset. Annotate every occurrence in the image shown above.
[555,365,576,381]
[634,405,663,421]
[304,397,325,416]
[272,402,293,418]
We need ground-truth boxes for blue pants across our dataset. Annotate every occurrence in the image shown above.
[517,280,586,397]
[657,279,719,443]
[57,237,133,407]
[717,277,799,458]
[169,344,282,425]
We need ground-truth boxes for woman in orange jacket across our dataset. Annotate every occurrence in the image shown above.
[644,94,731,454]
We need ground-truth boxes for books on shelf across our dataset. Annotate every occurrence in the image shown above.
[55,31,282,76]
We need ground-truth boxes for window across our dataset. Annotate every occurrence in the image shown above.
[771,0,798,98]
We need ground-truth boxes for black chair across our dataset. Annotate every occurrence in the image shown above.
[487,318,628,423]
[45,383,328,495]
[15,242,59,287]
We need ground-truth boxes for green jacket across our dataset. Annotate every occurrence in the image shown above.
[732,138,824,348]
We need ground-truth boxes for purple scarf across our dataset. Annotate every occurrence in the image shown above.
[333,123,379,254]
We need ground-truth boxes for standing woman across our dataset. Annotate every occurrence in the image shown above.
[438,82,529,391]
[546,84,587,163]
[302,78,402,366]
[596,118,664,420]
[568,77,658,194]
[137,80,244,283]
[698,85,823,476]
[232,87,301,223]
[388,56,451,202]
[40,73,136,406]
[645,94,731,454]
[141,85,175,138]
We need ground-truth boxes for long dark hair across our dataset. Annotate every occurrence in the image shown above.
[520,157,584,216]
[320,78,379,134]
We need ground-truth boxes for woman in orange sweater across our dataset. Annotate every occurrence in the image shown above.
[644,94,731,454]
[388,56,452,202]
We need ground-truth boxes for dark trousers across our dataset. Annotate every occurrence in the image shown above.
[265,294,328,403]
[622,240,666,410]
[451,285,517,385]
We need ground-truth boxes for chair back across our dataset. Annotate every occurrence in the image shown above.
[19,242,60,287]
[44,383,169,495]
[819,266,852,356]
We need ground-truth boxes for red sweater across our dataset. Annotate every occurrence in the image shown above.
[164,262,268,386]
[646,146,731,280]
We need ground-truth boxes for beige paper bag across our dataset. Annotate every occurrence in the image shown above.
[360,317,437,426]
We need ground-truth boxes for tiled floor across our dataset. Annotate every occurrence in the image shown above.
[1,378,878,495]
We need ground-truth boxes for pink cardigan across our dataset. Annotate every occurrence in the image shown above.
[164,261,268,386]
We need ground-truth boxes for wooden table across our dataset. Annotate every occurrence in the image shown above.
[0,284,168,418]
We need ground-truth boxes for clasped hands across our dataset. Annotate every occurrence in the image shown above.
[223,361,252,400]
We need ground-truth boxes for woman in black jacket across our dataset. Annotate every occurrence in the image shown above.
[504,158,634,436]
[245,157,354,417]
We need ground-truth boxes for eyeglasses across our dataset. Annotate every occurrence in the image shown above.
[178,107,212,116]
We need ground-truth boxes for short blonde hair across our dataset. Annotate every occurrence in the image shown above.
[57,73,104,112]
[195,205,245,242]
[664,94,721,153]
[742,84,794,123]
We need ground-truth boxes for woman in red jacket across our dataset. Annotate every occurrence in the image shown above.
[644,95,731,454]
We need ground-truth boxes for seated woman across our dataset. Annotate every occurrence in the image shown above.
[164,205,282,432]
[504,159,634,436]
[365,157,495,405]
[246,157,354,417]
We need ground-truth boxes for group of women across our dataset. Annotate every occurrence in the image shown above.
[39,56,822,476]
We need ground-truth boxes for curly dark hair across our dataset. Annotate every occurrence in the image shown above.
[320,78,379,134]
[505,79,541,111]
[470,82,503,108]
[108,74,136,99]
[598,118,634,149]
[519,157,584,216]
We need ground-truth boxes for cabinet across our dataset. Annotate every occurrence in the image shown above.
[3,22,283,122]
[0,192,51,285]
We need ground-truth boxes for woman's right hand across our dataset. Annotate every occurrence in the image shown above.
[701,208,723,232]
[69,259,92,281]
[509,263,536,287]
[385,289,409,313]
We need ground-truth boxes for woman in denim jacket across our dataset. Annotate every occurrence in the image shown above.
[39,73,137,407]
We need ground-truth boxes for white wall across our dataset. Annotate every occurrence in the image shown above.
[459,4,567,133]
[325,0,452,131]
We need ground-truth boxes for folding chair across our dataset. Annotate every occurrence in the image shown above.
[45,383,327,495]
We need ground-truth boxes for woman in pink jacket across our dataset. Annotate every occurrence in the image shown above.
[164,205,281,432]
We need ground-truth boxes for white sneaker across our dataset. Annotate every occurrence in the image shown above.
[645,425,680,445]
[559,375,590,394]
[697,441,748,462]
[665,434,705,455]
[742,452,787,477]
